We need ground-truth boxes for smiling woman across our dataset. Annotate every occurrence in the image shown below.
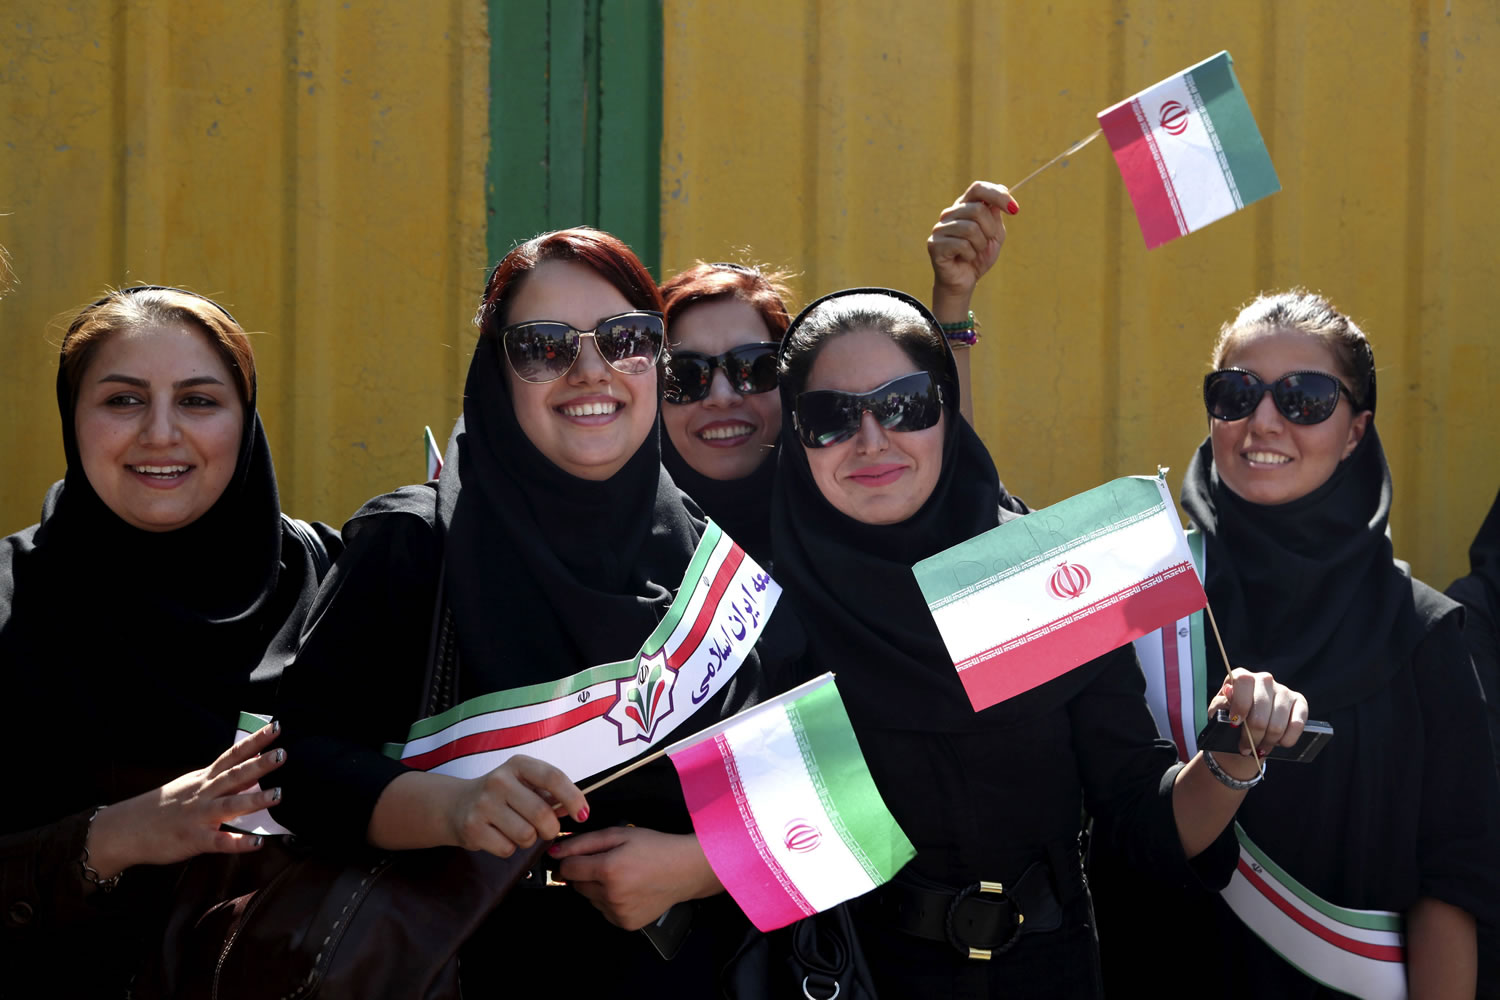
[0,286,340,995]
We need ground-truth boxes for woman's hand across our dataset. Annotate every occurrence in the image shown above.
[928,180,1019,320]
[84,721,288,879]
[1207,667,1310,762]
[442,754,588,858]
[550,827,724,931]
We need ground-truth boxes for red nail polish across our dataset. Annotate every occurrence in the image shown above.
[578,806,590,822]
[547,844,560,856]
[1257,748,1270,759]
[1007,202,1020,215]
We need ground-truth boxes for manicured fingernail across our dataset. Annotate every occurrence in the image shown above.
[578,806,589,822]
[271,719,281,735]
[1257,749,1270,759]
[254,836,264,848]
[270,787,282,802]
[274,748,286,763]
[547,844,561,856]
[1007,201,1020,215]
[1228,714,1243,726]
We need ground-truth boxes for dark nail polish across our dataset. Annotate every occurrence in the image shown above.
[271,787,282,802]
[254,836,264,848]
[271,719,281,735]
[274,748,286,764]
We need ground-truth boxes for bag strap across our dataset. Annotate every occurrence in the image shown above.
[419,559,460,719]
[280,513,333,583]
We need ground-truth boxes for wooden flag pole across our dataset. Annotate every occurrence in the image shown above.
[1009,128,1103,193]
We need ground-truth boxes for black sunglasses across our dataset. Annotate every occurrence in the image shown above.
[663,342,780,404]
[794,371,945,448]
[499,311,665,384]
[1203,368,1356,425]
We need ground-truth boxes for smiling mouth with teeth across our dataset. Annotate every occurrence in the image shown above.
[1244,451,1292,465]
[129,464,191,477]
[559,400,621,417]
[698,423,755,442]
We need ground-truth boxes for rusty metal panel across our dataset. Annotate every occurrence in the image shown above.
[661,0,1500,586]
[1,0,490,532]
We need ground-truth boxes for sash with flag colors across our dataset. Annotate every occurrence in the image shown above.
[381,520,779,782]
[1098,50,1279,249]
[226,712,293,836]
[666,674,915,932]
[913,474,1206,712]
[424,425,444,480]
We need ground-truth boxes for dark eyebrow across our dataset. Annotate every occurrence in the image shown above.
[96,374,226,390]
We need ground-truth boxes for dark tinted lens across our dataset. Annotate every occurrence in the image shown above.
[504,323,578,383]
[797,392,863,448]
[1204,370,1264,421]
[596,314,664,374]
[1273,372,1341,424]
[796,372,942,448]
[664,354,714,404]
[870,373,943,433]
[725,344,781,394]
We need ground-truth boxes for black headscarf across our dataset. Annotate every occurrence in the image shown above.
[0,289,328,834]
[1459,487,1500,607]
[1179,425,1425,713]
[768,288,1108,733]
[660,431,777,566]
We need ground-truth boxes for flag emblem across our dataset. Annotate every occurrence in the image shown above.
[1159,100,1190,135]
[783,820,823,854]
[1048,561,1093,600]
[605,649,678,745]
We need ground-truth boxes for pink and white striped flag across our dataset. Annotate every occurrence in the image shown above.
[667,674,915,932]
[1098,51,1280,249]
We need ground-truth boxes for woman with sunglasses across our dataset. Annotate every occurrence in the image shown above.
[770,287,1308,998]
[0,286,340,994]
[1093,291,1500,999]
[658,262,793,565]
[275,228,775,994]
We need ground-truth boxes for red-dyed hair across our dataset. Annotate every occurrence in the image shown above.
[659,261,794,343]
[476,227,664,336]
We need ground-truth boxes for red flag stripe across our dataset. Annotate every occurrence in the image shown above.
[1237,860,1405,964]
[401,699,611,771]
[665,543,747,670]
[1160,622,1190,762]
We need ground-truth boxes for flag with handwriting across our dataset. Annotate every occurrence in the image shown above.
[667,674,914,932]
[1098,51,1279,249]
[913,475,1207,712]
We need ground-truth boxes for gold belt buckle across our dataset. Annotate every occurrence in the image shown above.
[966,880,1023,961]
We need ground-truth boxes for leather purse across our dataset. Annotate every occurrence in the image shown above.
[722,902,880,1000]
[142,571,536,998]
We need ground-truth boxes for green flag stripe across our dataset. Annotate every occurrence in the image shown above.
[1235,825,1402,931]
[916,477,1167,610]
[640,520,725,654]
[236,711,271,734]
[1187,530,1211,735]
[1187,53,1281,206]
[786,685,915,884]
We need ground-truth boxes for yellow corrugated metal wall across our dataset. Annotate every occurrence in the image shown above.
[661,0,1499,587]
[1,1,489,531]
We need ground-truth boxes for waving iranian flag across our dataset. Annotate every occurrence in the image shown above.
[1099,51,1280,249]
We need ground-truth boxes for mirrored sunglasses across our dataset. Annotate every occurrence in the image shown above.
[794,371,944,449]
[499,311,665,384]
[663,342,781,404]
[1202,368,1355,425]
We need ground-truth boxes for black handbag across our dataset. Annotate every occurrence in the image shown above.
[722,902,879,1000]
[141,568,539,999]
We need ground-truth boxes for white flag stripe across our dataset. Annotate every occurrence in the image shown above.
[1222,868,1407,1000]
[226,721,294,837]
[1136,631,1172,737]
[662,530,738,653]
[1234,854,1405,948]
[398,679,619,759]
[721,705,880,913]
[933,507,1190,663]
[1133,74,1239,231]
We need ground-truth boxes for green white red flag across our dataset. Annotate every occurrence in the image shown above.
[1098,51,1280,249]
[226,712,293,836]
[667,674,915,932]
[424,425,443,481]
[913,474,1206,712]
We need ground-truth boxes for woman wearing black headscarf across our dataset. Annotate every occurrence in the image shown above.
[275,229,775,993]
[1449,488,1500,768]
[0,286,340,994]
[770,288,1306,998]
[1094,291,1500,998]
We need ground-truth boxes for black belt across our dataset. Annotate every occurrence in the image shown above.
[863,861,1066,960]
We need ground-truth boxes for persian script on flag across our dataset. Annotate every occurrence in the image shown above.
[667,674,915,932]
[913,475,1207,712]
[1098,51,1280,249]
[382,520,780,783]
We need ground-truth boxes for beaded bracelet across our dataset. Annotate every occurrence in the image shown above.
[78,806,122,893]
[1202,749,1266,791]
[939,310,980,348]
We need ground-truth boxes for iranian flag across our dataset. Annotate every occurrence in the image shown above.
[1098,51,1280,249]
[913,475,1206,712]
[424,425,444,480]
[668,674,915,932]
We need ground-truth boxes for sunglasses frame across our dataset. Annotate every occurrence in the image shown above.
[793,371,945,449]
[1203,367,1356,425]
[662,341,781,405]
[498,310,665,384]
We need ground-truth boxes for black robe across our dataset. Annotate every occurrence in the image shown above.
[1094,433,1500,998]
[768,289,1235,999]
[0,334,340,995]
[661,430,777,569]
[274,333,785,995]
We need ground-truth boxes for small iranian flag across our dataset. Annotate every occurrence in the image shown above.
[667,674,914,932]
[1098,51,1280,249]
[424,425,444,480]
[913,475,1207,712]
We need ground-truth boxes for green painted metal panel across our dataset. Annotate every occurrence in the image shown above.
[487,2,550,264]
[599,0,663,275]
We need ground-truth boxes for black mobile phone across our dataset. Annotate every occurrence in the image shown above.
[640,901,696,961]
[1196,709,1334,763]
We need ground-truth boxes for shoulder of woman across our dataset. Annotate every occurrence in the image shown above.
[1409,576,1464,635]
[340,485,439,543]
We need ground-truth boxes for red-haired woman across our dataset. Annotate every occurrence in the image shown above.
[276,228,778,993]
[0,286,339,994]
